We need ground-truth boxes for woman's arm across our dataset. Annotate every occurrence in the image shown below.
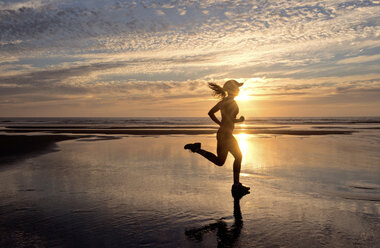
[233,116,245,123]
[208,102,222,126]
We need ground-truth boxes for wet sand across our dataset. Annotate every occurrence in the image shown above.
[0,132,379,247]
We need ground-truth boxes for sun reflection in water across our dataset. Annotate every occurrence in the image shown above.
[240,173,250,177]
[236,132,249,160]
[235,132,262,170]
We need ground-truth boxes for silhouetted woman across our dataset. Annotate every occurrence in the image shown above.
[185,80,250,194]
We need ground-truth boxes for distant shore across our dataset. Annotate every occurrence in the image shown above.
[2,128,355,136]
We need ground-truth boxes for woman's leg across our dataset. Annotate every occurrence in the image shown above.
[195,140,228,166]
[194,132,228,166]
[228,136,242,184]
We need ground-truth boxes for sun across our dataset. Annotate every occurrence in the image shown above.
[235,89,251,101]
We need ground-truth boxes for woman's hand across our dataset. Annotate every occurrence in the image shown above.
[233,116,245,123]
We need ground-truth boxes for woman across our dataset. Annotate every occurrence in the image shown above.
[185,80,250,195]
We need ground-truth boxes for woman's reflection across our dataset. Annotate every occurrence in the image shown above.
[185,192,249,247]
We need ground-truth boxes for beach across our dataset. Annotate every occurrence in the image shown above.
[0,117,380,247]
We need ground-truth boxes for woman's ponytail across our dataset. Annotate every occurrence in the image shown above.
[208,83,226,98]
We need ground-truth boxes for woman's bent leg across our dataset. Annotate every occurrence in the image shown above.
[194,133,228,166]
[196,142,228,166]
[196,149,222,166]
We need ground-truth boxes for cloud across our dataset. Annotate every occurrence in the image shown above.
[337,54,380,64]
[1,0,379,55]
[1,0,380,116]
[0,61,125,86]
[252,92,307,97]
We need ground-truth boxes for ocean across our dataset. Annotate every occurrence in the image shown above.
[2,116,380,127]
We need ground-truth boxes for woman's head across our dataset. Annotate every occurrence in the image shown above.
[223,80,243,96]
[208,80,243,98]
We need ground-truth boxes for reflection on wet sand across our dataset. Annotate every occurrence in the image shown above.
[185,193,246,247]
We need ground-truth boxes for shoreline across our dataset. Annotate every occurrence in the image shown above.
[2,128,355,136]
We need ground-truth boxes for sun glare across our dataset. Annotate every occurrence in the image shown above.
[235,89,251,101]
[235,133,262,170]
[236,133,249,157]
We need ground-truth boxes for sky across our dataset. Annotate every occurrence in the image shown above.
[0,0,379,117]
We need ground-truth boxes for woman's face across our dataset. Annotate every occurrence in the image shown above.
[228,87,240,97]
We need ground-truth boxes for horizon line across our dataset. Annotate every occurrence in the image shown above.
[1,116,380,118]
